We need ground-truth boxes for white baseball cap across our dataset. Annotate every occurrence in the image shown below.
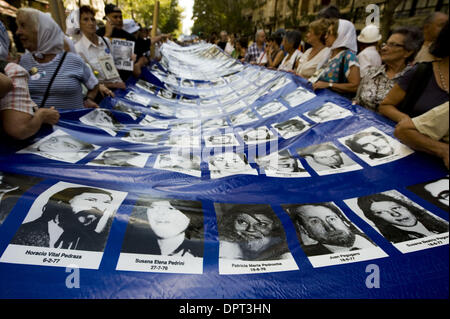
[357,24,382,43]
[123,19,140,34]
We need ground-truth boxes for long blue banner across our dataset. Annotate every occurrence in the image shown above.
[0,41,448,298]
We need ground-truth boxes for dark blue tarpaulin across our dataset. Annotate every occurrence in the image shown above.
[0,42,448,299]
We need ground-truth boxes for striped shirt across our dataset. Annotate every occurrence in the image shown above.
[0,62,36,115]
[19,52,98,109]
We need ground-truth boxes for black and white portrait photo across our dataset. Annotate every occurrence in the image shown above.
[198,106,223,118]
[229,110,258,126]
[179,96,198,106]
[208,152,258,179]
[233,83,257,96]
[98,55,120,81]
[204,132,240,147]
[153,152,202,177]
[215,203,298,274]
[79,108,122,136]
[1,182,127,269]
[0,171,43,225]
[149,102,176,118]
[214,85,233,96]
[139,114,170,129]
[195,81,213,89]
[344,190,449,253]
[407,176,449,212]
[222,100,247,114]
[180,78,195,88]
[254,101,288,118]
[165,133,201,148]
[135,79,157,94]
[304,102,353,123]
[271,116,311,139]
[117,197,204,274]
[282,202,386,267]
[171,120,201,132]
[113,100,142,120]
[210,77,227,87]
[162,74,179,87]
[121,197,204,256]
[88,148,151,168]
[158,88,177,101]
[219,92,239,105]
[124,91,152,106]
[268,76,292,93]
[175,107,198,119]
[254,71,277,86]
[201,118,229,131]
[296,142,362,175]
[339,127,414,166]
[121,129,166,145]
[238,126,277,145]
[281,86,316,107]
[199,97,218,105]
[17,129,98,164]
[255,150,309,178]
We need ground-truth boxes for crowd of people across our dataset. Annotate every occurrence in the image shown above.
[206,7,449,169]
[0,4,448,169]
[0,3,167,141]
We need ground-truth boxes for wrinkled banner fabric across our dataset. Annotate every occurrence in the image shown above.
[0,41,448,298]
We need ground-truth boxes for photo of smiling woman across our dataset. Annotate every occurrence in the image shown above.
[356,191,448,243]
[214,203,299,274]
[215,203,291,261]
[344,190,448,253]
[121,197,204,258]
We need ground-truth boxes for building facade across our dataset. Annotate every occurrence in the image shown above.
[242,0,449,34]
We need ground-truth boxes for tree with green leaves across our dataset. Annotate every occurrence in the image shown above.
[118,0,182,35]
[191,0,255,37]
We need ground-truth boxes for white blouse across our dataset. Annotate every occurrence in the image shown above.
[278,49,303,72]
[74,33,119,82]
[296,47,331,79]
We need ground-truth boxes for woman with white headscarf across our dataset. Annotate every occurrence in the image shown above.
[1,20,60,140]
[311,19,361,98]
[16,8,99,109]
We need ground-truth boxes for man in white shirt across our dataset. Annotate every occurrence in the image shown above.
[357,24,382,78]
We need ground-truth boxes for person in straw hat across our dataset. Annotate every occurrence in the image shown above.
[357,24,382,78]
